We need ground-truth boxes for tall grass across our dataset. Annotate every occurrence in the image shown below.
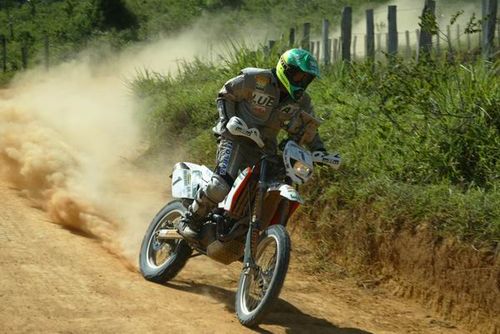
[133,47,499,249]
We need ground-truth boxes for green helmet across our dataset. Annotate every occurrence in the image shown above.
[276,48,320,101]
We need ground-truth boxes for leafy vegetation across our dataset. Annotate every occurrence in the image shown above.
[0,0,389,81]
[132,45,499,249]
[1,0,497,268]
[307,57,499,247]
[0,0,140,72]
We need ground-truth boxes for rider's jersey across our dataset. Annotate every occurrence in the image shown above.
[213,67,325,152]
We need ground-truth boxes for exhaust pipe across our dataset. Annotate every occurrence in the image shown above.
[157,229,183,240]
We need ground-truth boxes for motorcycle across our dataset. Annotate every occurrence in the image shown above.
[139,114,340,327]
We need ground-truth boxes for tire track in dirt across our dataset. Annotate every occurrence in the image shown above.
[0,179,471,334]
[0,50,472,332]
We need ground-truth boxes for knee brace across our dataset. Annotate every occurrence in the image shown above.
[205,174,231,204]
[190,175,230,217]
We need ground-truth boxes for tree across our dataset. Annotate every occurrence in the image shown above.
[93,0,138,30]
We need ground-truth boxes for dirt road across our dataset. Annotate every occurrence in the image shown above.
[0,178,472,334]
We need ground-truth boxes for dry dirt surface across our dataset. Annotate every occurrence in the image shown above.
[0,179,473,334]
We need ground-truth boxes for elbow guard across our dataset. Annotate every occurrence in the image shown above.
[217,99,236,124]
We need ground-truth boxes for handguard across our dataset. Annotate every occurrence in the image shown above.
[226,117,265,148]
[312,151,341,169]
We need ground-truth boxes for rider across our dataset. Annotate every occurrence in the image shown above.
[178,48,330,239]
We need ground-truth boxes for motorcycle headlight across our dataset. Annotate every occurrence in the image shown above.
[293,160,313,180]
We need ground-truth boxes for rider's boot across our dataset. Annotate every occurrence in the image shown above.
[178,174,230,240]
[178,210,203,240]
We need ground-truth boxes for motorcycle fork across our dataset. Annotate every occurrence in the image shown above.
[243,159,268,273]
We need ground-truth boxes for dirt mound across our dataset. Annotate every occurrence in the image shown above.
[383,226,499,334]
[296,210,499,334]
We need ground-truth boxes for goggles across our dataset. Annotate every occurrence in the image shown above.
[284,64,315,88]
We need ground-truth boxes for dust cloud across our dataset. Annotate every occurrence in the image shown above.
[0,25,240,268]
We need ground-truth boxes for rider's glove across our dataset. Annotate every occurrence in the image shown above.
[312,151,341,169]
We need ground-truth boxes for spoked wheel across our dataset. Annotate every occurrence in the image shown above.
[139,200,192,283]
[236,224,291,327]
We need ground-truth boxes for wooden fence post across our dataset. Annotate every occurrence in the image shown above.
[21,45,28,70]
[419,0,435,56]
[44,34,49,70]
[405,30,411,58]
[289,28,295,47]
[353,35,357,60]
[302,23,310,50]
[497,22,500,47]
[376,33,381,52]
[446,25,455,61]
[322,19,330,65]
[316,41,320,60]
[435,33,441,55]
[388,5,398,56]
[338,37,342,58]
[341,6,352,61]
[482,0,498,60]
[269,40,276,51]
[447,25,452,51]
[333,38,338,62]
[327,39,332,63]
[328,38,332,54]
[366,9,375,61]
[467,32,471,51]
[1,35,6,73]
[415,29,421,61]
[497,24,500,47]
[8,19,14,40]
[364,35,367,57]
[456,24,461,50]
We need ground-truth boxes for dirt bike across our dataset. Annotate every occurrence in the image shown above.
[139,114,340,327]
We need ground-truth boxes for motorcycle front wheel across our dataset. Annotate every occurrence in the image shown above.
[139,200,192,283]
[235,224,291,327]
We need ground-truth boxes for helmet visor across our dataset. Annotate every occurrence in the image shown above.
[285,65,315,88]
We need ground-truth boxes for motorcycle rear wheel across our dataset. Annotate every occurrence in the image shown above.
[235,224,291,327]
[139,200,192,283]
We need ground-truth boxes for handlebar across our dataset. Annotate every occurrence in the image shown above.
[227,118,341,170]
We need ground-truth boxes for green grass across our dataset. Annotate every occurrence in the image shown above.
[131,47,499,252]
[2,0,497,267]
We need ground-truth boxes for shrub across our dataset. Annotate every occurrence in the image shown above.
[131,47,499,248]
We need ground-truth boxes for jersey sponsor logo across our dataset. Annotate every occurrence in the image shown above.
[216,141,233,176]
[280,104,300,115]
[255,75,270,90]
[252,92,275,110]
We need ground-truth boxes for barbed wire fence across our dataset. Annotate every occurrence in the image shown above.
[267,0,498,65]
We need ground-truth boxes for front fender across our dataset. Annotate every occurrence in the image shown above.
[267,183,304,204]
